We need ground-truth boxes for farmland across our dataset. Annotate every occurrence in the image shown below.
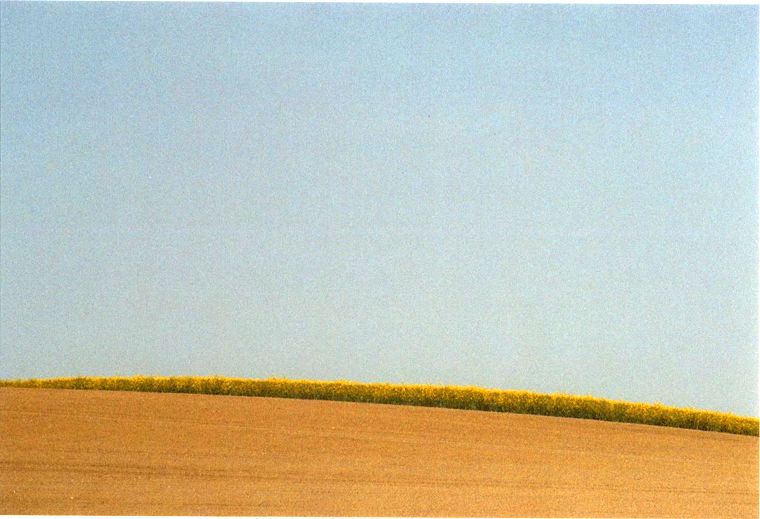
[1,387,757,517]
[0,375,756,436]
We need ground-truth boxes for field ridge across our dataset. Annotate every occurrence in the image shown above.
[1,375,757,436]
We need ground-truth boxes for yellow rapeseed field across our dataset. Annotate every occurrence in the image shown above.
[1,376,757,436]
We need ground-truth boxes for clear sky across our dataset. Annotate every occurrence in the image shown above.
[1,3,757,416]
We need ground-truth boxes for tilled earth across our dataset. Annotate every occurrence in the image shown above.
[1,387,757,517]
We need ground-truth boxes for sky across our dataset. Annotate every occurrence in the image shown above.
[0,3,757,416]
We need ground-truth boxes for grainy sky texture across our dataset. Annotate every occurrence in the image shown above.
[1,4,757,415]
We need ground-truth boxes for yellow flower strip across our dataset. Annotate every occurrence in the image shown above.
[1,376,756,436]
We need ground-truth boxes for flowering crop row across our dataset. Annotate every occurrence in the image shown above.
[1,376,756,436]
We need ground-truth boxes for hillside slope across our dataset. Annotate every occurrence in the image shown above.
[1,387,757,517]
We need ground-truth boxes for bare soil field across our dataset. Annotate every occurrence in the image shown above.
[1,387,757,517]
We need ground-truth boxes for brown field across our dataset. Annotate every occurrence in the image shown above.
[1,387,757,517]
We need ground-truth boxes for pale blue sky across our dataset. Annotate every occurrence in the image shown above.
[1,4,757,416]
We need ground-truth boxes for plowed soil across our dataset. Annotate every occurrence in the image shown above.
[1,387,757,517]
